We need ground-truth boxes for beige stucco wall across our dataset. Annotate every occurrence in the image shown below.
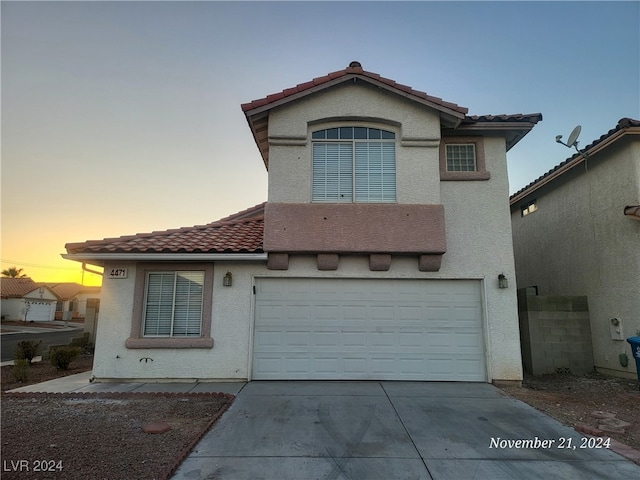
[439,136,522,381]
[92,82,524,383]
[92,133,522,383]
[94,254,519,382]
[267,82,442,205]
[92,261,268,382]
[511,140,640,377]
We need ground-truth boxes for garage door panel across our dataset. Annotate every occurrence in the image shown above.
[253,279,485,381]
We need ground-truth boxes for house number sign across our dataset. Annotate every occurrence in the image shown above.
[108,268,128,279]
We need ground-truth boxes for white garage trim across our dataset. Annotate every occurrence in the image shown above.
[252,278,486,381]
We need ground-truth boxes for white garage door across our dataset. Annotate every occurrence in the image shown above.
[25,301,53,322]
[253,278,485,381]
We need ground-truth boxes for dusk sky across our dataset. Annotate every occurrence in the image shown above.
[2,1,638,286]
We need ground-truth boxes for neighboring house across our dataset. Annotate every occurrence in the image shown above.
[47,283,101,320]
[64,61,541,384]
[510,118,640,378]
[0,278,57,322]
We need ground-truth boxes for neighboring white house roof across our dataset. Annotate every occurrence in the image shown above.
[46,283,101,300]
[510,118,640,205]
[0,277,58,299]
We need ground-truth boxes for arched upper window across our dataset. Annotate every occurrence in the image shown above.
[311,127,396,203]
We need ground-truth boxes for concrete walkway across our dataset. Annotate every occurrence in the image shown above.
[6,371,245,395]
[0,320,82,334]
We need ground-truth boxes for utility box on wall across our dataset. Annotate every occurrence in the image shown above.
[517,289,594,375]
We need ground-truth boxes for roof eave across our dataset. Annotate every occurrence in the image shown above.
[62,252,269,267]
[510,125,640,205]
[454,118,542,151]
[243,74,469,168]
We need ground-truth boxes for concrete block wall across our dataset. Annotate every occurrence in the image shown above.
[518,290,594,375]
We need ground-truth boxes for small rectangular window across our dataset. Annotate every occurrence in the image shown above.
[446,144,476,172]
[521,200,538,217]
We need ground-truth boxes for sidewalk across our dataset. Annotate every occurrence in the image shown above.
[1,320,83,335]
[5,370,245,395]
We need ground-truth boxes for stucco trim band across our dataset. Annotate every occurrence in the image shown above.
[264,203,446,255]
[267,253,289,270]
[369,254,392,271]
[418,254,443,272]
[125,337,214,349]
[317,253,339,270]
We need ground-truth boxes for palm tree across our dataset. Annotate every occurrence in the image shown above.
[1,266,28,278]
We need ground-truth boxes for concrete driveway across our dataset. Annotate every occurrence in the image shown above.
[172,381,640,480]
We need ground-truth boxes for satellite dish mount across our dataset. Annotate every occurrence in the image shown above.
[555,125,588,158]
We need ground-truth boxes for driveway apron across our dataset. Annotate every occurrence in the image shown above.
[172,381,640,480]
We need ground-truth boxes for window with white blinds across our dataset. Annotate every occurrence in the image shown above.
[312,127,396,203]
[143,271,204,337]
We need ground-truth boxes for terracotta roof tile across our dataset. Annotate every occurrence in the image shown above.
[1,278,40,298]
[66,204,266,255]
[464,114,543,123]
[241,61,469,115]
[46,283,101,299]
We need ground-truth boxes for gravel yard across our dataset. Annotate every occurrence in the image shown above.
[499,371,640,455]
[1,392,232,480]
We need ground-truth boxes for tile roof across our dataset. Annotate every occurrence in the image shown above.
[243,61,542,167]
[1,277,41,298]
[241,61,469,116]
[511,118,640,203]
[46,283,101,299]
[463,114,543,124]
[65,203,265,255]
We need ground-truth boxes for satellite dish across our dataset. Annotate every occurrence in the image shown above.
[566,125,581,147]
[555,124,589,159]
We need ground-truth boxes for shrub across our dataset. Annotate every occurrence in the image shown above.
[15,340,42,365]
[13,359,30,383]
[50,346,82,370]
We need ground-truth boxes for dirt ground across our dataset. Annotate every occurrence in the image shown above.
[1,355,95,392]
[1,392,232,480]
[499,371,640,452]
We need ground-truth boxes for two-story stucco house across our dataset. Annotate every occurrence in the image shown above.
[510,118,640,378]
[64,62,541,384]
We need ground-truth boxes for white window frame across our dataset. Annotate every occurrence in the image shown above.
[445,143,477,172]
[439,137,490,181]
[311,127,396,203]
